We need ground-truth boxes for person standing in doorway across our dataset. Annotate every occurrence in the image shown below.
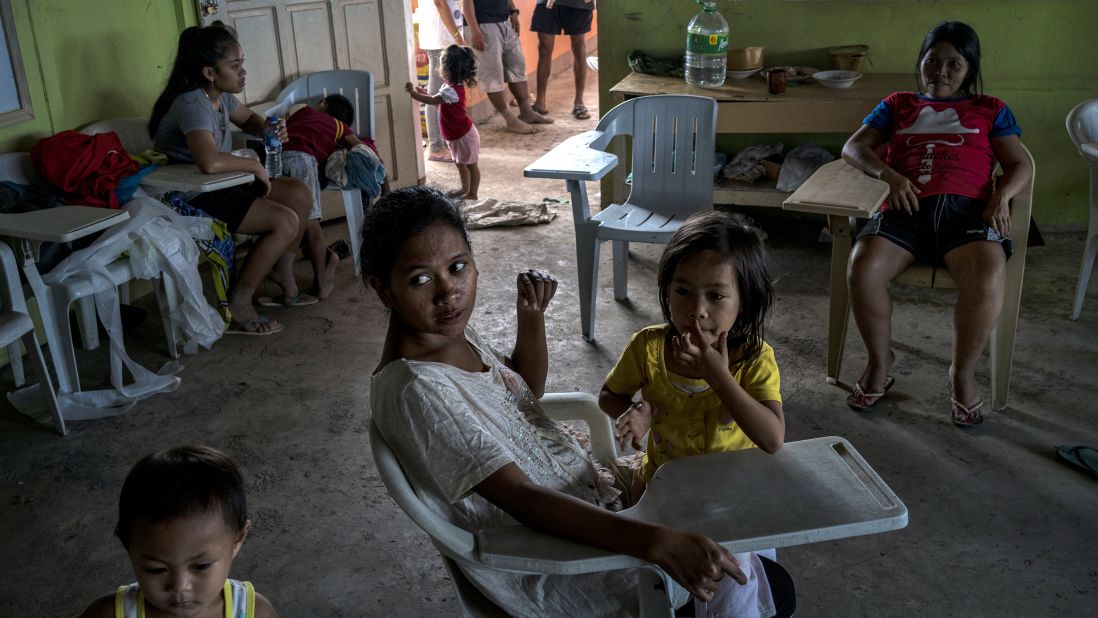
[462,0,553,133]
[418,0,465,162]
[531,0,594,120]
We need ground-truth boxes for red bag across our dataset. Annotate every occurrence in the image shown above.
[30,130,137,208]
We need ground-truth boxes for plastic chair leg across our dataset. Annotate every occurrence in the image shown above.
[612,240,629,301]
[637,568,675,618]
[75,296,99,351]
[22,329,65,435]
[7,342,25,386]
[1070,177,1098,320]
[575,224,602,342]
[343,190,365,276]
[155,275,181,359]
[826,215,857,384]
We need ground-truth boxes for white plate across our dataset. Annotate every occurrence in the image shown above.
[813,70,863,89]
[726,68,761,80]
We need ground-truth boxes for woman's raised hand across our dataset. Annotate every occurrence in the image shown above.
[616,400,655,451]
[882,168,922,214]
[647,527,747,601]
[516,270,557,314]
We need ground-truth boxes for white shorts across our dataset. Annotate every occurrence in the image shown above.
[467,21,527,94]
[446,125,480,165]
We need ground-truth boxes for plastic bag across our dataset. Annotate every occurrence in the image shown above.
[775,144,835,192]
[722,143,784,183]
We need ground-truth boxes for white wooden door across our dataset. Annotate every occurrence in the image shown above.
[197,0,421,190]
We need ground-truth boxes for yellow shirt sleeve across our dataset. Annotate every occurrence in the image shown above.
[736,341,782,404]
[602,328,652,395]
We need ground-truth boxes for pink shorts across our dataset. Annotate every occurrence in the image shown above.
[446,125,480,165]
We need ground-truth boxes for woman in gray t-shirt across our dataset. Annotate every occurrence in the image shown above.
[150,23,312,335]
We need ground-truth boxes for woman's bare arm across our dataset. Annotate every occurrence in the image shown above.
[475,462,746,601]
[986,134,1033,237]
[842,124,922,214]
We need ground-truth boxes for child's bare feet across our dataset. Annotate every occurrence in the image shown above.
[445,189,467,199]
[504,117,539,134]
[313,248,339,300]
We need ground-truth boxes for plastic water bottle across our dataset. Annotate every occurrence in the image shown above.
[263,116,282,178]
[684,1,729,88]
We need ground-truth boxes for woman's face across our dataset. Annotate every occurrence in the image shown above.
[379,222,478,340]
[666,250,742,348]
[206,42,246,94]
[919,41,970,99]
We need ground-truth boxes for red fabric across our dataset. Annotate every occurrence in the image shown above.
[30,130,137,208]
[285,106,350,164]
[440,83,473,141]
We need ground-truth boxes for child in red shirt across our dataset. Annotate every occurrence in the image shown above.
[406,45,481,200]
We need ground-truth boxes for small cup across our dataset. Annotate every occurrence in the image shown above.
[767,68,787,95]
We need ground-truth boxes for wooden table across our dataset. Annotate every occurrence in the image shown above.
[477,436,907,574]
[608,72,910,208]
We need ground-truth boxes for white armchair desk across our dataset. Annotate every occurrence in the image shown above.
[140,165,254,193]
[476,436,908,574]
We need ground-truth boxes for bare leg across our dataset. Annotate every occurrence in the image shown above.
[486,90,538,134]
[231,199,299,331]
[942,241,1006,408]
[534,33,556,114]
[848,235,916,392]
[304,219,338,300]
[570,33,588,111]
[465,162,480,200]
[265,178,312,299]
[511,81,553,125]
[448,163,471,199]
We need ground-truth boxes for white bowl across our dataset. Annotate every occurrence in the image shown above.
[813,70,863,89]
[726,68,761,80]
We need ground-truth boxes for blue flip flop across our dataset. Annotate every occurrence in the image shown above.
[1056,445,1098,479]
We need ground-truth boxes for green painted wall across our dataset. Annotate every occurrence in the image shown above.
[598,0,1098,228]
[0,0,196,152]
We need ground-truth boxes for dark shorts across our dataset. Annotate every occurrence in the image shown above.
[184,185,260,232]
[857,194,1013,264]
[530,3,593,36]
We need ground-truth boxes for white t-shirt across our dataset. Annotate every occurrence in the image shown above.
[371,327,641,617]
[416,0,465,50]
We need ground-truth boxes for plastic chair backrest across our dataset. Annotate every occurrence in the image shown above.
[0,152,40,187]
[1066,99,1098,152]
[0,241,27,318]
[275,70,375,140]
[81,118,152,155]
[595,95,717,212]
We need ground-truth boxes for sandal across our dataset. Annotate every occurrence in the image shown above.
[847,375,895,412]
[427,149,453,162]
[225,315,284,336]
[531,102,550,115]
[950,397,985,427]
[571,105,591,120]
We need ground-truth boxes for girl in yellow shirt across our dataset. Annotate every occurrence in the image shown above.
[599,211,792,617]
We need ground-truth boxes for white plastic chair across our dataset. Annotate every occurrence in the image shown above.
[1,241,64,435]
[370,392,676,618]
[525,95,718,340]
[274,70,375,275]
[0,153,174,396]
[1066,99,1098,320]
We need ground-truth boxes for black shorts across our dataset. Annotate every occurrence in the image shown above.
[857,193,1012,264]
[530,3,593,36]
[185,184,260,232]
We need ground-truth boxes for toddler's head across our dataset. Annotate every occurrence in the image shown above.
[116,445,250,616]
[317,93,355,127]
[657,211,773,366]
[441,44,477,87]
[361,186,476,335]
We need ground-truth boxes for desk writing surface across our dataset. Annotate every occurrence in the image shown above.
[141,165,254,193]
[610,72,912,133]
[783,159,889,217]
[0,207,129,243]
[476,436,907,574]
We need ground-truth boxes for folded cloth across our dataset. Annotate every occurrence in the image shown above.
[343,144,386,199]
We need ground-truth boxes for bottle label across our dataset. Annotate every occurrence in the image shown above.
[687,32,728,54]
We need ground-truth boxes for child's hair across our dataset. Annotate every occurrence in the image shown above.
[115,445,247,550]
[657,211,773,368]
[360,185,471,286]
[441,44,477,87]
[916,20,982,96]
[149,22,240,138]
[321,94,355,127]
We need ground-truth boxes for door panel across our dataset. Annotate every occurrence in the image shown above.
[198,0,419,191]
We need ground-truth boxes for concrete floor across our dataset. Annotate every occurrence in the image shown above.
[3,68,1098,617]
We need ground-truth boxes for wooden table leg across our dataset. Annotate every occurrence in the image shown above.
[826,214,855,385]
